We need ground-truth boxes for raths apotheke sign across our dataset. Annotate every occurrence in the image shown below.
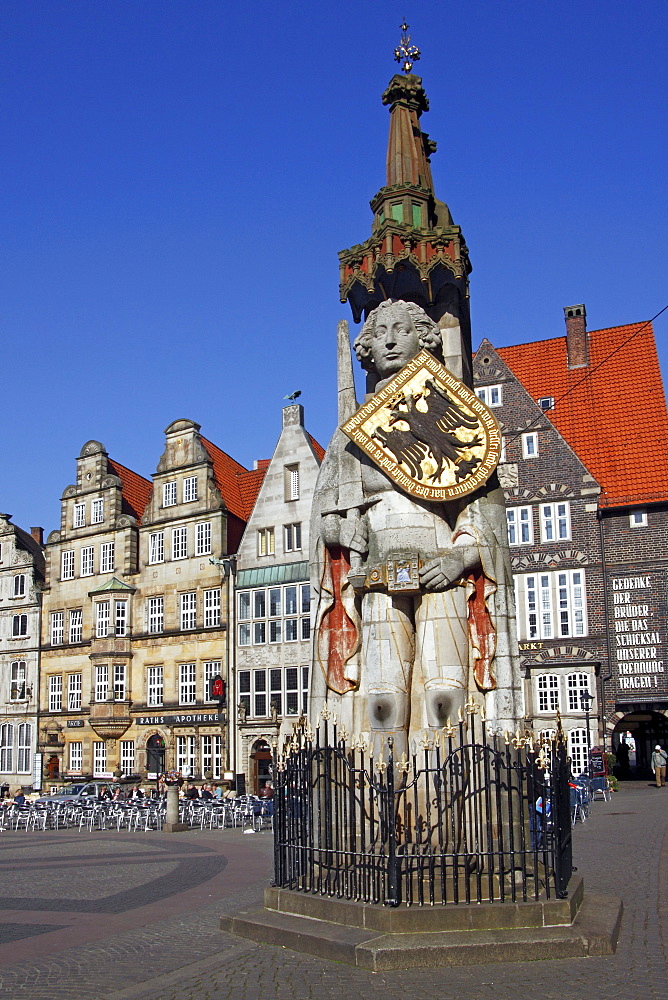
[136,712,222,726]
[612,573,668,699]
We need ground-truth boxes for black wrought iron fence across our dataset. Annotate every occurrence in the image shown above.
[273,709,572,907]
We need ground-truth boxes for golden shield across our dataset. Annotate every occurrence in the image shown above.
[342,350,501,501]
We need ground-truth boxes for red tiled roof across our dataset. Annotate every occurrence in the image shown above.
[496,322,668,508]
[236,467,268,521]
[200,437,250,521]
[107,459,152,520]
[307,433,326,463]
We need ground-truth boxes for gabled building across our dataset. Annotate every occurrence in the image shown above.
[130,418,255,781]
[38,424,257,787]
[473,339,603,773]
[477,305,668,771]
[233,404,324,792]
[39,440,151,783]
[0,514,44,791]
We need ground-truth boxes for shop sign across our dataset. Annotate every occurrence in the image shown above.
[136,712,222,726]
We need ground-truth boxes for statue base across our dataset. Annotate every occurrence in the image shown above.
[220,878,622,969]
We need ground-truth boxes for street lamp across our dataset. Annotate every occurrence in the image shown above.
[580,690,593,778]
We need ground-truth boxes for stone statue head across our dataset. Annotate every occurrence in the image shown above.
[353,300,442,378]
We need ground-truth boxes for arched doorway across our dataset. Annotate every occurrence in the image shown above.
[146,734,166,775]
[612,711,668,779]
[250,739,272,794]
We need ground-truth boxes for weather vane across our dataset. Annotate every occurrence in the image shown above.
[394,20,421,74]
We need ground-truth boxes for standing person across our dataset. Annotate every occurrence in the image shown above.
[259,781,274,817]
[651,745,667,787]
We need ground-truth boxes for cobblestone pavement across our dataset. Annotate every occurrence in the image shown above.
[0,783,666,1000]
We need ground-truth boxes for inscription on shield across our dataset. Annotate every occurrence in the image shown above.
[342,350,501,502]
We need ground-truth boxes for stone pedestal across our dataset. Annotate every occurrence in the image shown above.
[163,783,186,833]
[220,878,623,969]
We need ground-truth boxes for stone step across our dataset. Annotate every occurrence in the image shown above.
[220,889,622,970]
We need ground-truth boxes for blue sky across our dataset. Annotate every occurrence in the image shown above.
[2,1,666,534]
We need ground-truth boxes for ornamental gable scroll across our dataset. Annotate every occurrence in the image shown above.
[342,350,501,502]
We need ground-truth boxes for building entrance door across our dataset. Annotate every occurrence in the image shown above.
[146,734,166,775]
[612,711,668,778]
[251,740,272,793]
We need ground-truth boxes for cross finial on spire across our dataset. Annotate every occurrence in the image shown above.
[394,20,421,74]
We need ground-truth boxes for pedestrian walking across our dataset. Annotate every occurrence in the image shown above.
[651,744,667,787]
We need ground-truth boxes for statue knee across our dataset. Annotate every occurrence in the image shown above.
[368,693,406,730]
[425,688,466,727]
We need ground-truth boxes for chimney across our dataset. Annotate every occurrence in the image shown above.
[30,527,44,546]
[564,304,588,368]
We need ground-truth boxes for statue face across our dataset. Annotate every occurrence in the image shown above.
[369,304,420,379]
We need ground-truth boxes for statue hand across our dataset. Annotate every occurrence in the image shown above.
[420,546,481,591]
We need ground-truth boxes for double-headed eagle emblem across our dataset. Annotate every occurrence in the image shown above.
[342,350,501,502]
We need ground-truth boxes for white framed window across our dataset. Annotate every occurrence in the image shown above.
[195,521,211,555]
[506,506,532,546]
[238,622,251,646]
[81,545,94,577]
[475,384,502,407]
[183,476,198,503]
[285,667,300,716]
[95,664,109,702]
[536,674,560,713]
[630,509,647,527]
[567,728,589,776]
[69,741,83,773]
[522,432,538,458]
[238,671,251,717]
[253,669,267,717]
[163,481,177,507]
[180,592,197,630]
[176,734,197,777]
[115,600,127,637]
[284,523,302,552]
[517,570,587,640]
[69,609,83,644]
[13,574,26,597]
[91,499,104,524]
[172,526,188,560]
[179,662,197,705]
[93,742,107,776]
[96,601,110,638]
[203,661,221,701]
[17,723,32,773]
[0,542,3,563]
[113,663,126,701]
[12,614,28,637]
[0,724,13,772]
[149,531,164,564]
[120,740,135,773]
[147,666,163,707]
[257,527,275,557]
[100,541,115,573]
[201,735,222,779]
[68,673,82,711]
[540,502,571,542]
[10,661,27,701]
[61,550,75,580]
[286,464,300,501]
[49,675,63,712]
[204,589,220,628]
[73,502,86,528]
[538,396,554,411]
[50,611,64,645]
[567,673,591,712]
[147,597,164,634]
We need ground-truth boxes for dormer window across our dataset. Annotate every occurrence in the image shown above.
[538,396,554,411]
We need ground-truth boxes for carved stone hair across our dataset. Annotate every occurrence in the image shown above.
[353,299,442,373]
